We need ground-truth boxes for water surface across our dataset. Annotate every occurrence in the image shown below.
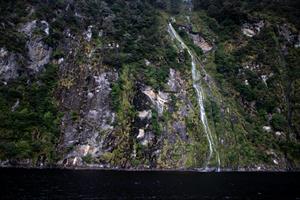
[0,168,299,199]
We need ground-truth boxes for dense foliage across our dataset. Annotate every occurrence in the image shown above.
[0,64,60,164]
[192,0,300,165]
[0,0,299,169]
[193,0,300,28]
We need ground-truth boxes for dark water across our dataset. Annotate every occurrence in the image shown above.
[0,168,299,200]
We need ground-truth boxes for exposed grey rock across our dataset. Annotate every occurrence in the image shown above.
[18,20,52,74]
[166,68,191,140]
[171,17,176,23]
[27,38,52,73]
[84,25,93,42]
[242,27,255,37]
[172,121,188,141]
[98,29,103,37]
[278,24,300,50]
[0,48,20,81]
[65,29,76,39]
[58,57,64,64]
[60,71,118,167]
[141,132,155,146]
[137,129,145,139]
[145,59,151,66]
[20,20,50,37]
[142,86,169,115]
[263,126,272,132]
[19,20,37,37]
[167,68,192,116]
[40,20,50,35]
[261,75,268,85]
[275,131,283,136]
[241,21,264,37]
[279,24,294,44]
[138,110,152,120]
[167,68,179,92]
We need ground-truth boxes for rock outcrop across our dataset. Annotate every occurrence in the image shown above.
[0,20,52,82]
[27,38,52,73]
[0,48,20,82]
[20,20,52,74]
[142,87,169,116]
[242,21,264,37]
[189,33,213,53]
[60,72,118,167]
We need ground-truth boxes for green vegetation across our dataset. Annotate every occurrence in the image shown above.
[0,1,28,53]
[151,110,162,136]
[193,0,300,28]
[0,0,299,169]
[82,154,93,164]
[191,0,300,167]
[0,64,61,164]
[108,65,135,167]
[271,114,288,132]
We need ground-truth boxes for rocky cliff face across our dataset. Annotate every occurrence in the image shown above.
[0,0,299,171]
[0,19,52,82]
[0,48,20,82]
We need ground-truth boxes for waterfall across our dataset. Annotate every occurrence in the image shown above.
[168,23,220,170]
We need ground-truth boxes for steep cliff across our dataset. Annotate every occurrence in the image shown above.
[0,0,299,171]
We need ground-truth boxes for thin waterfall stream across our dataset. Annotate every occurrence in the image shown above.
[168,22,220,170]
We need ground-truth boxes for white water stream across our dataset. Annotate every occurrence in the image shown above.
[168,23,220,169]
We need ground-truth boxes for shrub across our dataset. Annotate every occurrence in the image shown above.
[271,113,288,131]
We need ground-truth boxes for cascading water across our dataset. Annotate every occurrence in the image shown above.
[168,23,220,170]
